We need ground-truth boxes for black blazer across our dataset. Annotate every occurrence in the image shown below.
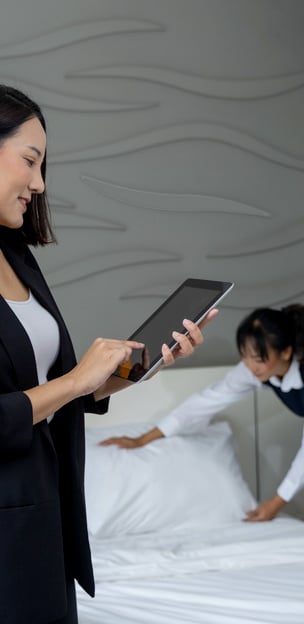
[0,241,109,624]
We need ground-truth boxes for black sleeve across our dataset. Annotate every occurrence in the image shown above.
[84,393,110,415]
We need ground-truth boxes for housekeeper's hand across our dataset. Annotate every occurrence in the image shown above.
[100,427,164,449]
[244,494,286,522]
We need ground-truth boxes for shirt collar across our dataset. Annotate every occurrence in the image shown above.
[269,357,303,392]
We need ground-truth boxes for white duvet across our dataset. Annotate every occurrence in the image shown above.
[78,518,304,624]
[77,563,304,624]
[88,517,304,582]
[78,424,304,623]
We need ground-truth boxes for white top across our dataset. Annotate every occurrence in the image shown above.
[6,291,60,423]
[158,360,304,503]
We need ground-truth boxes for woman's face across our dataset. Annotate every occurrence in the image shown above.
[0,117,46,229]
[241,339,292,381]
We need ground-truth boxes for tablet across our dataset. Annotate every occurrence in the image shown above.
[115,278,234,382]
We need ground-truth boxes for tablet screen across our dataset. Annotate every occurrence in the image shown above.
[115,278,233,382]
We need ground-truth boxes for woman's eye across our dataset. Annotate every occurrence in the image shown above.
[25,158,34,167]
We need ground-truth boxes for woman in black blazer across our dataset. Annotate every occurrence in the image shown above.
[0,85,214,624]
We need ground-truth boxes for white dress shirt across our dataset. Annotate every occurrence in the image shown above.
[158,360,304,502]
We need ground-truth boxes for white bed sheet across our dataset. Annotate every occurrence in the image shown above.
[78,564,304,624]
[77,517,304,624]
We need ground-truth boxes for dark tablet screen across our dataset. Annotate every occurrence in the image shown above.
[115,278,233,382]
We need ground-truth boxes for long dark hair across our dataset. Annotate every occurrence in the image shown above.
[0,84,56,247]
[236,304,304,364]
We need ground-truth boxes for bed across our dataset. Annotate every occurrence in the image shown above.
[78,367,304,624]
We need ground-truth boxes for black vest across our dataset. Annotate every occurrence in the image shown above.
[264,364,304,417]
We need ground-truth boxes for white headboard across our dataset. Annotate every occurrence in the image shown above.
[85,366,304,519]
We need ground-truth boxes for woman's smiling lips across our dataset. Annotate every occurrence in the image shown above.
[18,196,30,211]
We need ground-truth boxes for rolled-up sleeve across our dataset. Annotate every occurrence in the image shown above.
[0,391,33,454]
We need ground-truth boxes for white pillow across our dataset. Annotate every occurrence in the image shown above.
[84,421,256,537]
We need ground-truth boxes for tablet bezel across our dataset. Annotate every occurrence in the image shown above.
[115,278,234,382]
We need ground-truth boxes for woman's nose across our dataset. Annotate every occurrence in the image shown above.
[29,169,45,194]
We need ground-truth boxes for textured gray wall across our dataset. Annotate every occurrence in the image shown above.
[1,0,304,365]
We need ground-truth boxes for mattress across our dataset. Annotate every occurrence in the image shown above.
[78,422,304,623]
[77,517,304,624]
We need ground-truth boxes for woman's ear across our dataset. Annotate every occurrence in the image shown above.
[282,345,293,361]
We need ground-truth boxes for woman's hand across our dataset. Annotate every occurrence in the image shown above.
[244,494,286,522]
[25,337,144,424]
[93,308,218,397]
[161,308,218,367]
[99,426,164,448]
[67,337,144,397]
[100,435,143,449]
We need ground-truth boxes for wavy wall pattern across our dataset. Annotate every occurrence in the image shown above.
[1,77,158,112]
[67,65,304,100]
[0,19,165,57]
[80,175,270,217]
[49,123,304,171]
[207,221,304,258]
[208,238,304,258]
[53,212,126,231]
[1,3,303,365]
[49,195,126,230]
[47,250,181,287]
[120,285,304,310]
